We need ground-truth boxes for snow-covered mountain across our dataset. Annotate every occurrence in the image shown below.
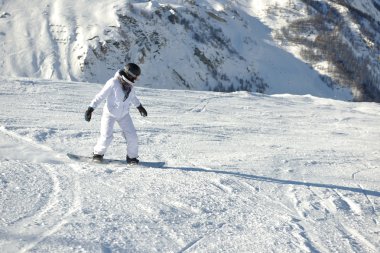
[252,0,380,101]
[0,78,379,252]
[2,0,369,100]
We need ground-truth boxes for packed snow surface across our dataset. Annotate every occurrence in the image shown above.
[0,78,379,252]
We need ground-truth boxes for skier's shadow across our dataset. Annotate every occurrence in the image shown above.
[160,165,380,197]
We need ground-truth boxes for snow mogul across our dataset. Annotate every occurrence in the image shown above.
[84,63,147,164]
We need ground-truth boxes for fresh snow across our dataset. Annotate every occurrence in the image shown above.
[0,78,379,252]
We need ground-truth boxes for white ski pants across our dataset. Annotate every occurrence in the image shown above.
[93,110,138,158]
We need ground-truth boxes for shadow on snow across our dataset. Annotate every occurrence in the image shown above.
[160,165,380,197]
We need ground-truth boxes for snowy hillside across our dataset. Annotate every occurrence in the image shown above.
[252,0,380,101]
[0,78,379,252]
[0,0,353,100]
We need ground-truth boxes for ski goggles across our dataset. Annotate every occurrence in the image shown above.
[121,70,139,81]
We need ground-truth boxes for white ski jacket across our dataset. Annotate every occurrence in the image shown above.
[89,71,141,119]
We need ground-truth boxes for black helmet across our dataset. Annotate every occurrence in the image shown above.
[123,63,141,82]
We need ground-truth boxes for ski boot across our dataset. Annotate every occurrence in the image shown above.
[126,156,139,165]
[93,154,104,163]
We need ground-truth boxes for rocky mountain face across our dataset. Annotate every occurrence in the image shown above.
[81,1,269,93]
[268,0,380,101]
[78,0,380,101]
[0,0,378,101]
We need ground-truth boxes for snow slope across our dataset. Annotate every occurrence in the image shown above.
[0,78,379,252]
[250,0,380,101]
[0,0,352,100]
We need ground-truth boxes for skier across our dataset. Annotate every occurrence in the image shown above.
[84,63,147,164]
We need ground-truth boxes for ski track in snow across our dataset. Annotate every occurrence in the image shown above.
[0,125,83,252]
[0,79,379,252]
[285,183,379,253]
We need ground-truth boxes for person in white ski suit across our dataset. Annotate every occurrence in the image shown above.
[84,63,147,164]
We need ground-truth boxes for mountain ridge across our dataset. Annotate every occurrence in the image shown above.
[2,0,378,101]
